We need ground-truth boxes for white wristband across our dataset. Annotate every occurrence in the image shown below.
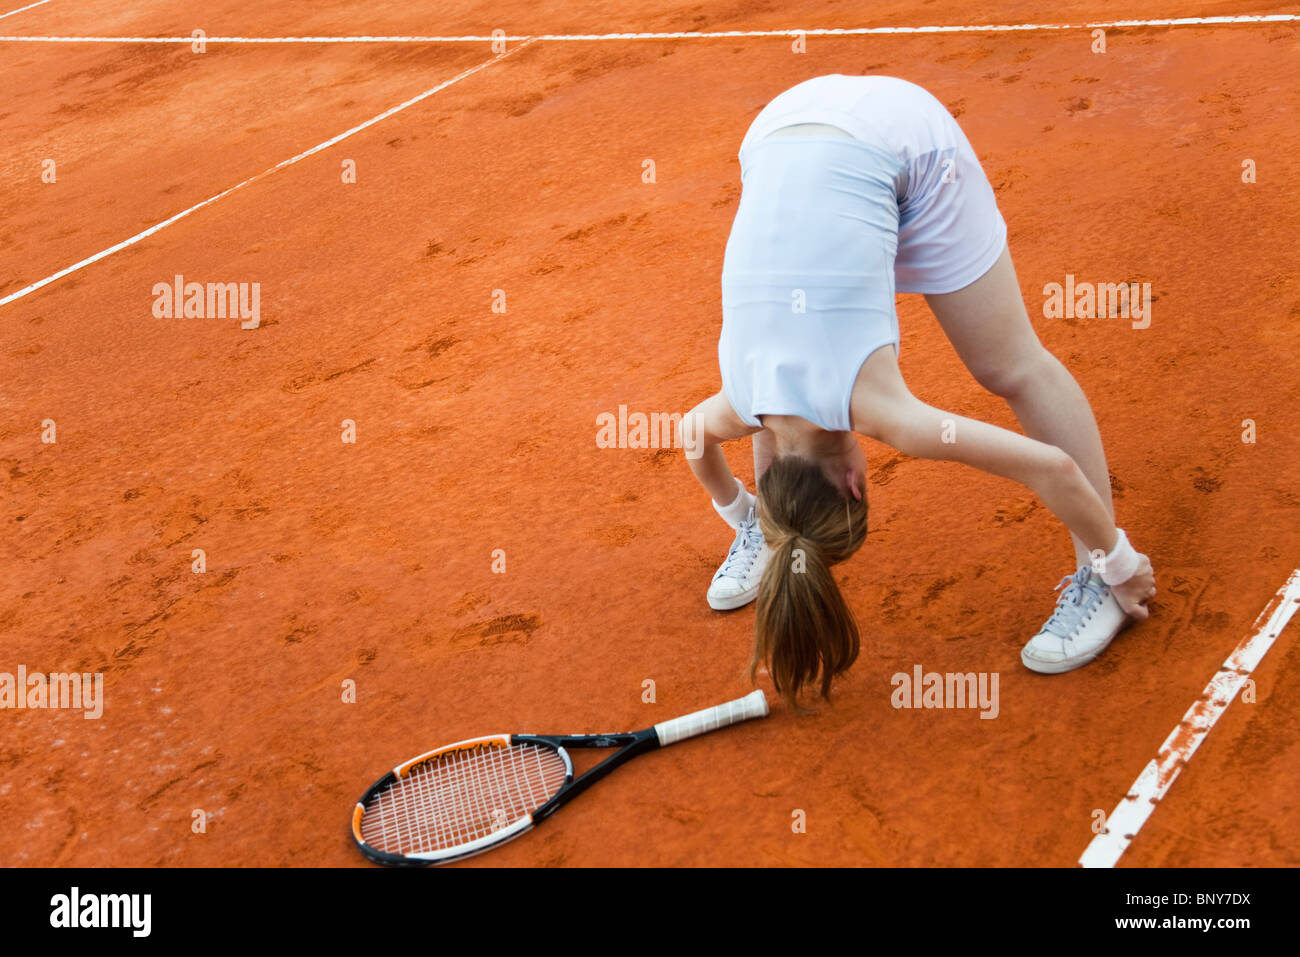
[713,478,756,529]
[1096,528,1141,586]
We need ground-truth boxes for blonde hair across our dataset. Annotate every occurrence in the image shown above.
[751,456,868,709]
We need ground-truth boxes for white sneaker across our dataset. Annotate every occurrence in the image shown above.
[1021,565,1130,674]
[707,506,769,611]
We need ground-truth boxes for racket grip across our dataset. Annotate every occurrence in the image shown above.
[653,690,769,747]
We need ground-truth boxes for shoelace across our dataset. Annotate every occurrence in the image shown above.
[1040,566,1107,639]
[718,508,764,578]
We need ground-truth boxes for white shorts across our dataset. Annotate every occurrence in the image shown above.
[730,74,1008,296]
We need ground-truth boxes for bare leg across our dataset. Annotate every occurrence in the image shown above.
[924,245,1113,568]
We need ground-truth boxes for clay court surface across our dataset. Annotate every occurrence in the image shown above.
[2,0,1298,867]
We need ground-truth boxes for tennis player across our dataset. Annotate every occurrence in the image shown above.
[684,75,1156,706]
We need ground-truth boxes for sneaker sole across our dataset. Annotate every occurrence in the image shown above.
[707,585,759,611]
[1020,615,1134,674]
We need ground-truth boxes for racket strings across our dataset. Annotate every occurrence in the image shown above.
[360,742,568,856]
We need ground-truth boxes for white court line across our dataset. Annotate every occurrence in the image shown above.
[0,14,1297,43]
[1079,569,1300,868]
[3,12,1294,306]
[0,38,535,308]
[0,0,51,23]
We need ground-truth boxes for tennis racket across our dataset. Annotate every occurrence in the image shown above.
[351,689,769,866]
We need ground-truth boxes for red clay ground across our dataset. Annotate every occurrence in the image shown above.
[1,1,1298,866]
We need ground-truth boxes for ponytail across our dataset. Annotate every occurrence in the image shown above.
[751,456,868,709]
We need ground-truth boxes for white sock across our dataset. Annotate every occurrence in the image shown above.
[713,477,757,530]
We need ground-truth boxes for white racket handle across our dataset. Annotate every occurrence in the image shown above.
[653,690,769,747]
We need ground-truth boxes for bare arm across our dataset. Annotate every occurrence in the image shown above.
[852,369,1121,556]
[683,391,761,505]
[863,391,1156,617]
